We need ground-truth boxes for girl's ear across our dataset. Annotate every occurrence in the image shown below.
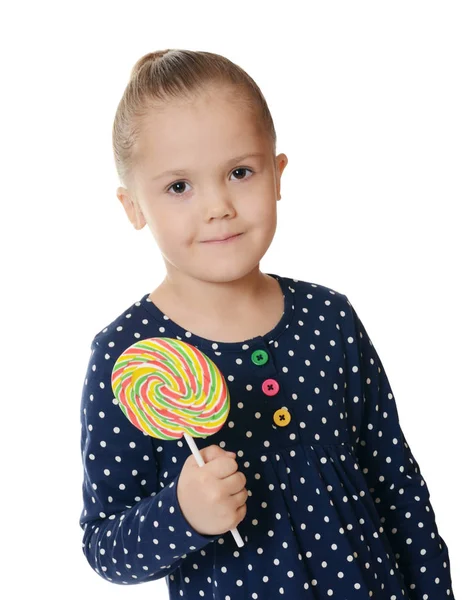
[275,153,288,200]
[116,187,146,230]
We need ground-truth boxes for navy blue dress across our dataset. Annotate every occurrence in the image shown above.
[79,274,455,598]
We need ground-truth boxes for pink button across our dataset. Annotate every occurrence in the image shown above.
[262,379,280,396]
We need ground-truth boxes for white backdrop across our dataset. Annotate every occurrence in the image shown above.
[2,0,469,597]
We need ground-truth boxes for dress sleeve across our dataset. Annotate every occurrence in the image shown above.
[345,297,455,599]
[79,339,220,585]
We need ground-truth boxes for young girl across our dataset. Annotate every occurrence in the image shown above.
[79,49,455,599]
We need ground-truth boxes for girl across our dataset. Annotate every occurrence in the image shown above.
[79,49,455,599]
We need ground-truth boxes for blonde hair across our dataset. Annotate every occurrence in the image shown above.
[112,49,277,189]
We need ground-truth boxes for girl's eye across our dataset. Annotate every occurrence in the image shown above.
[230,167,254,181]
[167,181,189,195]
[166,167,254,195]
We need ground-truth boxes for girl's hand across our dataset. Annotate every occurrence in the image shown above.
[176,445,248,536]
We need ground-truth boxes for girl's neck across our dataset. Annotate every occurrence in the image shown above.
[161,268,269,315]
[149,270,284,343]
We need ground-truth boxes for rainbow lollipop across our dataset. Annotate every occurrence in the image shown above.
[111,337,244,548]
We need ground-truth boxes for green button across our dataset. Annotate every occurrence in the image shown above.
[251,349,269,366]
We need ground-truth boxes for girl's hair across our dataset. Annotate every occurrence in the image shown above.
[112,49,277,189]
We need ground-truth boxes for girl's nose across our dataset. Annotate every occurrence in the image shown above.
[201,189,236,221]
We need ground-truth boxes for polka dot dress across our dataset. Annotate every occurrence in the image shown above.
[79,274,455,598]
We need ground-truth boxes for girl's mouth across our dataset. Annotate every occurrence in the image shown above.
[202,233,243,244]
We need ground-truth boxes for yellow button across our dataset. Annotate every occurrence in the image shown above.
[273,408,291,427]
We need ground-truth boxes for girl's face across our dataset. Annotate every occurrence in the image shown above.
[117,84,288,284]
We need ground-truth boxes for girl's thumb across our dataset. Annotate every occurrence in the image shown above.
[199,444,235,463]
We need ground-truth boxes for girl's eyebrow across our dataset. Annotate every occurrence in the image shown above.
[151,152,265,181]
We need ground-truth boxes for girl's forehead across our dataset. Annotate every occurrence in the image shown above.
[137,100,263,157]
[142,81,254,120]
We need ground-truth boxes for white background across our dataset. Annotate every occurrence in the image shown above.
[2,0,469,597]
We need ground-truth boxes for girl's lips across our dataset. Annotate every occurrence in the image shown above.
[202,233,243,244]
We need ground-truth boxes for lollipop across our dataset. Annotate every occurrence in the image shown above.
[111,337,244,548]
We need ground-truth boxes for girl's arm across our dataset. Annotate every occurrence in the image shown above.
[78,338,220,585]
[345,297,455,599]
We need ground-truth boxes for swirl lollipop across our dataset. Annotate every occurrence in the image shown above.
[111,337,244,548]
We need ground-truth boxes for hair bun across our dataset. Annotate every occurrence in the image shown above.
[130,49,172,79]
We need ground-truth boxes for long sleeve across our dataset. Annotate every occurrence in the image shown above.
[346,297,455,599]
[79,338,219,585]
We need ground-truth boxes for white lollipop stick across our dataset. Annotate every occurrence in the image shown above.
[183,432,244,548]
